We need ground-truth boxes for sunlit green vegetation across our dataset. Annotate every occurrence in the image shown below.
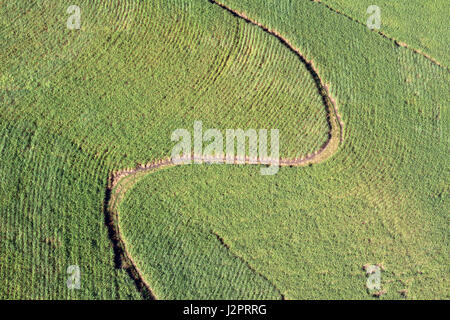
[0,0,448,299]
[119,175,282,299]
[117,0,448,299]
[1,0,330,163]
[319,0,450,66]
[0,120,140,299]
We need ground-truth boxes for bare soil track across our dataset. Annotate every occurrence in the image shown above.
[103,0,345,300]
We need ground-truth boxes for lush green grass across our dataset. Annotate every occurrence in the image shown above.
[0,0,448,299]
[1,0,330,162]
[0,120,140,299]
[119,161,447,299]
[319,0,450,67]
[119,172,282,299]
[116,0,448,299]
[0,0,330,299]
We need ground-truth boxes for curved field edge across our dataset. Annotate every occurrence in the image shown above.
[0,0,341,299]
[115,167,284,299]
[104,0,344,299]
[106,0,448,300]
[200,0,449,299]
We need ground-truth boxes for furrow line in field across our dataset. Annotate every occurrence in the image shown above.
[309,0,449,71]
[211,231,286,300]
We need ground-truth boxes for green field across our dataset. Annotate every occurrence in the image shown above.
[1,0,331,162]
[0,121,140,299]
[0,0,448,300]
[319,0,450,67]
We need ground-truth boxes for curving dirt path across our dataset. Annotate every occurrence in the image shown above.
[103,0,345,300]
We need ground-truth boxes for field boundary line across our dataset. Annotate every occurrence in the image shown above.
[104,0,346,300]
[309,0,449,71]
[104,159,175,300]
[211,231,286,300]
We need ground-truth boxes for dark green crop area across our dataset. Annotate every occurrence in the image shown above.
[0,0,448,299]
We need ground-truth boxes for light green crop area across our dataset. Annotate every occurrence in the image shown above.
[0,0,329,299]
[118,0,449,299]
[1,0,330,163]
[0,0,448,300]
[119,178,282,300]
[120,159,447,299]
[319,0,450,67]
